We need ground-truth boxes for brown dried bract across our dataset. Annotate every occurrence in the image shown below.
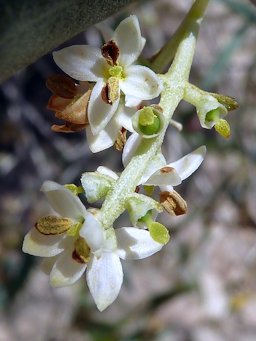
[101,40,119,66]
[115,128,127,151]
[159,190,187,216]
[51,122,87,133]
[46,74,77,99]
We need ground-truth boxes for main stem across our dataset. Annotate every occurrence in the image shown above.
[100,0,209,229]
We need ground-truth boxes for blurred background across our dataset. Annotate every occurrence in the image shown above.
[0,0,256,340]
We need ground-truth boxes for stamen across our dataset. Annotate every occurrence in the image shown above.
[148,222,170,245]
[101,40,119,66]
[214,119,231,138]
[72,237,91,264]
[35,216,72,235]
[159,190,187,216]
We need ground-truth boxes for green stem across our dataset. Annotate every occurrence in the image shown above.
[150,0,210,73]
[100,0,209,229]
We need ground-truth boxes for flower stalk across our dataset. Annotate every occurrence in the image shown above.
[100,0,209,229]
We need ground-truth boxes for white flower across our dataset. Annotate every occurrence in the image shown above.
[53,16,163,152]
[23,181,163,311]
[122,133,206,192]
[22,181,88,286]
[79,213,163,311]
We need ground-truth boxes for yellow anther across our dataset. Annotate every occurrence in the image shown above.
[108,77,120,103]
[215,119,231,138]
[35,216,72,235]
[72,237,91,263]
[148,222,170,245]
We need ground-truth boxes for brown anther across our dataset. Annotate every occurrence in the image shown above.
[35,216,72,235]
[114,127,127,151]
[135,186,140,193]
[46,75,77,99]
[101,40,119,66]
[101,83,111,104]
[160,166,175,174]
[72,237,90,264]
[159,190,187,216]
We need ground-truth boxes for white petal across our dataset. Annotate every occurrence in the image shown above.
[144,167,182,187]
[86,118,120,153]
[88,80,120,135]
[50,249,87,287]
[124,95,142,107]
[168,146,206,181]
[140,152,166,184]
[95,22,114,42]
[40,257,57,275]
[86,252,123,311]
[22,227,65,257]
[97,166,119,180]
[122,132,142,167]
[115,105,135,132]
[79,212,104,252]
[112,15,144,66]
[53,45,105,82]
[41,181,86,219]
[120,65,163,100]
[116,227,163,260]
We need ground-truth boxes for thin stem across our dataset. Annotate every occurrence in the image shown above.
[100,0,209,229]
[150,0,210,74]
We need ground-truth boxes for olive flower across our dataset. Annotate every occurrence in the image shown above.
[23,181,163,311]
[53,16,163,151]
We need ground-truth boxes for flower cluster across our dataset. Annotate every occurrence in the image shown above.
[23,7,237,311]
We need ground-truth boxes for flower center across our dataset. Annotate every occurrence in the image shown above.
[138,107,161,135]
[108,65,124,79]
[205,108,221,123]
